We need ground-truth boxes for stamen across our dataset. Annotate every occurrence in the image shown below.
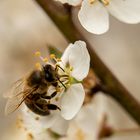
[62,80,69,85]
[43,57,48,63]
[50,54,56,59]
[35,51,41,57]
[60,77,69,83]
[50,54,60,64]
[89,0,96,4]
[70,66,73,71]
[67,83,71,87]
[35,62,41,70]
[56,58,62,62]
[35,51,45,62]
[101,0,109,6]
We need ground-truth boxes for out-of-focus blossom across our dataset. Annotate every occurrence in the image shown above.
[55,0,82,6]
[56,0,140,34]
[74,94,106,140]
[57,93,107,140]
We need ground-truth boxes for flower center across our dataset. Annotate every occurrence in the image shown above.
[57,63,73,89]
[34,51,74,90]
[89,0,110,6]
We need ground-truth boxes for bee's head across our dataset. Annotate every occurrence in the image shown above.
[43,64,57,82]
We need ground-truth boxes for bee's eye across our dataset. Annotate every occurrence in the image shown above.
[43,64,56,82]
[45,73,53,82]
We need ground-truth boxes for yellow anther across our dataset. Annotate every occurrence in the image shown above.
[55,97,59,101]
[35,51,41,57]
[56,58,62,62]
[89,0,96,4]
[43,57,48,63]
[67,83,71,87]
[50,54,56,59]
[70,67,73,71]
[101,0,110,6]
[35,62,41,70]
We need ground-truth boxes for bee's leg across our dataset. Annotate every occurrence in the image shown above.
[47,104,61,111]
[34,99,50,115]
[34,103,50,115]
[36,99,60,111]
[41,91,57,99]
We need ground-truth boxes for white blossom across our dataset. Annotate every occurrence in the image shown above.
[57,0,140,34]
[58,93,107,140]
[22,40,90,137]
[75,94,106,140]
[57,40,90,121]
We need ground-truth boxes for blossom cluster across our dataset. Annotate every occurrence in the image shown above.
[56,0,140,34]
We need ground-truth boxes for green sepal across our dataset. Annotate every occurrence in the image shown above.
[48,45,62,58]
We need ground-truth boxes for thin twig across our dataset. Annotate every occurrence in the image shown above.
[34,0,140,125]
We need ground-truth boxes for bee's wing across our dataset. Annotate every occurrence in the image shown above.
[3,78,25,98]
[5,88,36,115]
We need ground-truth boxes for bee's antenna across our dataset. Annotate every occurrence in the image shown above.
[56,65,65,72]
[57,78,66,90]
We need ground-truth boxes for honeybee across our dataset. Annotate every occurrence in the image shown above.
[4,63,66,116]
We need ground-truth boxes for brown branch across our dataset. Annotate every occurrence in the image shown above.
[34,0,140,125]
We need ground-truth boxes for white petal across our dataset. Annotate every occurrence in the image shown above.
[61,43,73,66]
[61,41,90,81]
[76,104,98,134]
[55,0,81,6]
[69,41,90,81]
[78,0,109,34]
[60,83,85,120]
[107,0,140,24]
[22,105,59,133]
[50,115,69,136]
[75,94,107,139]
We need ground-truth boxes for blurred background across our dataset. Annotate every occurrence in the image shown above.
[0,0,140,139]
